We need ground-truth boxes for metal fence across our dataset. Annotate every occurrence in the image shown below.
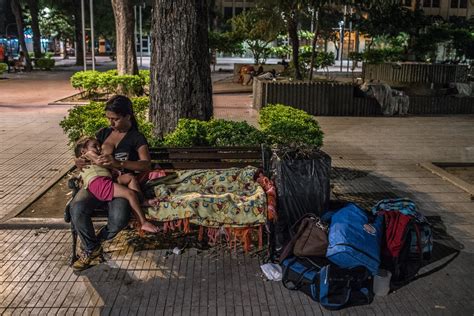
[254,79,474,115]
[362,63,469,84]
[254,80,355,115]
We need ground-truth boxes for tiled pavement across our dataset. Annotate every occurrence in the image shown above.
[0,71,77,222]
[1,70,474,314]
[1,114,473,315]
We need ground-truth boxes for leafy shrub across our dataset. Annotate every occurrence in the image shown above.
[59,97,156,146]
[163,106,323,148]
[163,119,209,147]
[362,48,403,64]
[206,119,267,146]
[71,70,101,96]
[70,70,150,97]
[162,118,266,147]
[259,104,323,148]
[348,52,364,62]
[0,63,7,75]
[34,58,55,70]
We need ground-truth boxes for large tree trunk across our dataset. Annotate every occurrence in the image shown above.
[111,0,138,75]
[26,0,42,59]
[11,0,32,71]
[72,0,84,66]
[150,0,213,139]
[288,13,302,80]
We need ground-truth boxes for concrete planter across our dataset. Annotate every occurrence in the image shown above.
[253,78,474,115]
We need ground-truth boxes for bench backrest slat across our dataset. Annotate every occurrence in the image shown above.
[151,146,260,152]
[152,152,261,160]
[149,146,265,170]
[153,161,261,170]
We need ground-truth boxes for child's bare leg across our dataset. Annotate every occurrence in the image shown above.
[112,183,159,233]
[117,174,143,200]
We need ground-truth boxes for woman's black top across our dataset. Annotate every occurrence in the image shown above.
[96,127,148,172]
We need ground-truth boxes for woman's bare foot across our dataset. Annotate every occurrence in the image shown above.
[141,221,160,233]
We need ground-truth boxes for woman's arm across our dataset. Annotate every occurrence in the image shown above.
[98,145,152,172]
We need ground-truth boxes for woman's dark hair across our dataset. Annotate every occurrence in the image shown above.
[105,95,138,131]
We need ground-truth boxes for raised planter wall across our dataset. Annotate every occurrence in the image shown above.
[362,63,469,84]
[253,80,354,115]
[254,79,474,115]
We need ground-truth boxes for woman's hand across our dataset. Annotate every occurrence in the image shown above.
[97,154,119,168]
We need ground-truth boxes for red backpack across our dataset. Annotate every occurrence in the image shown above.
[378,210,425,288]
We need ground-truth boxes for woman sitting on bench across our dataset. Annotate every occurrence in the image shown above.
[74,136,159,233]
[69,95,153,271]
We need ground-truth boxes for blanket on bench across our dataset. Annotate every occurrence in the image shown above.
[143,166,275,251]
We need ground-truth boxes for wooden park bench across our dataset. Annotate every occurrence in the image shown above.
[65,145,271,265]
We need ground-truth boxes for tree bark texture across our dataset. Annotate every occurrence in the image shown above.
[26,0,42,58]
[72,0,84,66]
[150,0,213,138]
[11,0,32,71]
[288,14,302,80]
[111,0,138,75]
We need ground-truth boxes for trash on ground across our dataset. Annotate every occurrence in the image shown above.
[260,263,282,281]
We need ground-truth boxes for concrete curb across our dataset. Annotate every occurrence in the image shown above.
[419,162,474,200]
[48,92,89,106]
[0,218,71,229]
[0,217,107,229]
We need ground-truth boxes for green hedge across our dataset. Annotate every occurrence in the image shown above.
[59,96,157,146]
[70,70,150,97]
[60,99,324,150]
[349,49,403,64]
[163,104,324,148]
[0,63,7,75]
[162,119,267,147]
[259,104,323,148]
[34,58,55,70]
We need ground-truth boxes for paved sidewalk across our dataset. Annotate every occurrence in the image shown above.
[1,111,473,314]
[0,71,77,221]
[1,63,473,314]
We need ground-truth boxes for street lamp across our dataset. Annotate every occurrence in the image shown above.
[90,0,95,71]
[338,20,344,72]
[81,0,95,71]
[81,0,86,70]
[134,2,146,67]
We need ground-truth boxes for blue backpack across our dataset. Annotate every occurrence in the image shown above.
[326,203,383,275]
